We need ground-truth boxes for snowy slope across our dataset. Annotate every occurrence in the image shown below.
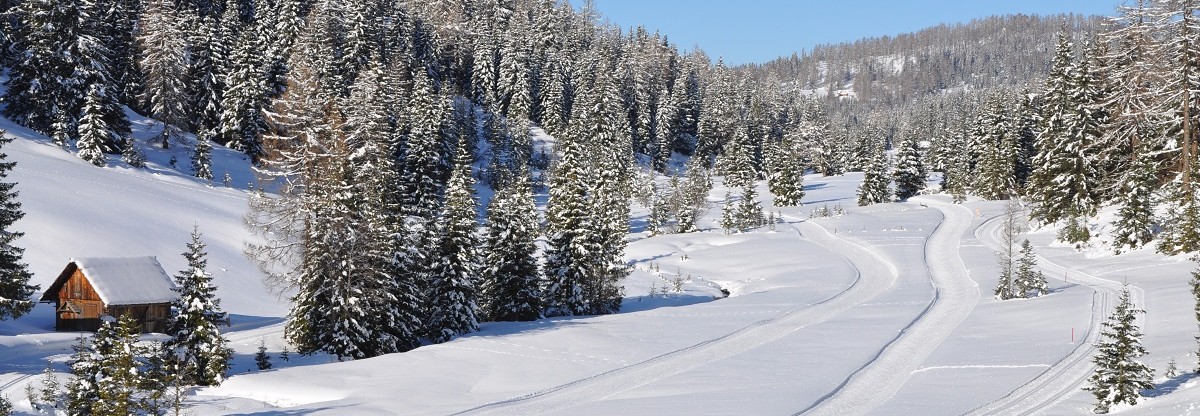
[2,107,1200,414]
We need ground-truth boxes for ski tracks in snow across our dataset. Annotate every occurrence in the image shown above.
[451,217,899,416]
[964,211,1141,415]
[803,198,979,416]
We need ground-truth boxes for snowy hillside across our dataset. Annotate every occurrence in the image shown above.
[4,117,1197,414]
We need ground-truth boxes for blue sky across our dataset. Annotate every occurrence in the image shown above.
[589,0,1118,65]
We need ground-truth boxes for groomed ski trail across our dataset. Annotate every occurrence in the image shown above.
[451,218,898,416]
[803,197,979,416]
[964,210,1142,415]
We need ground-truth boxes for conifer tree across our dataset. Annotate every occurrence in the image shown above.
[0,133,35,321]
[768,139,805,206]
[192,132,214,180]
[722,182,764,233]
[139,0,189,148]
[166,226,231,386]
[892,137,925,200]
[1112,150,1156,253]
[1014,239,1048,297]
[543,127,595,317]
[65,335,101,414]
[675,157,712,233]
[426,143,481,343]
[973,95,1015,200]
[1086,287,1153,414]
[93,315,145,415]
[77,85,114,167]
[217,26,267,162]
[993,204,1021,300]
[481,167,543,322]
[857,147,891,206]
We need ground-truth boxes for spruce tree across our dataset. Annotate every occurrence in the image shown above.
[139,0,189,148]
[65,335,101,414]
[1014,239,1048,298]
[1086,287,1153,414]
[857,147,891,206]
[192,133,214,180]
[166,226,231,386]
[994,201,1023,300]
[0,133,36,321]
[481,167,543,322]
[217,25,267,162]
[1111,150,1156,253]
[76,85,113,167]
[892,137,925,201]
[768,140,805,206]
[93,315,145,415]
[426,143,481,343]
[543,126,594,317]
[973,95,1015,200]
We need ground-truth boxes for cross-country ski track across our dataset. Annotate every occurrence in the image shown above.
[964,210,1143,415]
[451,214,901,415]
[803,197,979,415]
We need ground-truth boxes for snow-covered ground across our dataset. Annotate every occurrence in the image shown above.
[1,109,1199,414]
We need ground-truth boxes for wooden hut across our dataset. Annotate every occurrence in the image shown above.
[39,257,178,333]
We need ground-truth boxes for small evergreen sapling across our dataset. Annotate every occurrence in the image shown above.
[1085,287,1153,414]
[255,341,271,370]
[1014,240,1048,298]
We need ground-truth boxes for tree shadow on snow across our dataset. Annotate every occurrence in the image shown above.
[1143,372,1199,398]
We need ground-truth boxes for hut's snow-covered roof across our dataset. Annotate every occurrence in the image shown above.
[42,257,177,305]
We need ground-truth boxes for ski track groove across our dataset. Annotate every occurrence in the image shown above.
[801,198,979,416]
[963,211,1141,416]
[449,217,899,416]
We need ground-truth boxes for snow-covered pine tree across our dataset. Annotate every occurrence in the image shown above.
[675,156,712,233]
[1013,92,1040,191]
[426,142,481,343]
[217,24,267,162]
[77,85,114,167]
[768,135,805,206]
[1111,148,1156,253]
[1086,287,1153,414]
[973,94,1015,200]
[1014,239,1048,298]
[481,166,544,322]
[139,0,189,149]
[192,131,214,180]
[543,124,594,317]
[166,226,231,386]
[0,133,36,321]
[346,63,424,355]
[4,0,95,135]
[93,314,146,415]
[184,12,226,135]
[994,202,1023,300]
[1030,32,1081,224]
[857,146,891,206]
[731,182,764,233]
[586,72,635,316]
[892,137,925,201]
[65,335,101,414]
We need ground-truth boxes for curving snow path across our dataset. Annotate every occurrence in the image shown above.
[964,211,1144,415]
[452,219,899,416]
[804,197,979,416]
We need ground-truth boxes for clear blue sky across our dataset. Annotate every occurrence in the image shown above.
[589,0,1118,65]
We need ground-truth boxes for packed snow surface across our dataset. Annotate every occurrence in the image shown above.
[1,111,1199,415]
